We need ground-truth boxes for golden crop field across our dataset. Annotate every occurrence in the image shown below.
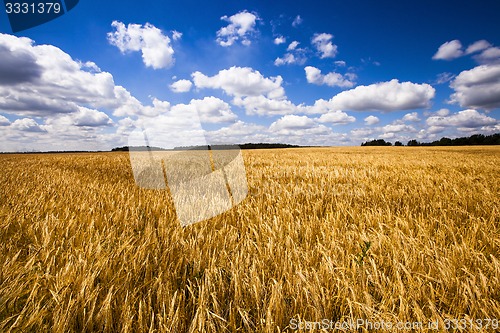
[0,146,499,332]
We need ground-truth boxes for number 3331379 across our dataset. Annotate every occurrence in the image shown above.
[5,2,61,14]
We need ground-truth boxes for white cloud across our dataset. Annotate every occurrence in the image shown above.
[287,41,300,51]
[270,115,315,130]
[379,132,395,139]
[381,123,416,133]
[425,108,450,117]
[450,64,500,109]
[69,107,113,127]
[0,115,11,126]
[172,30,183,41]
[317,111,356,124]
[171,97,237,123]
[335,60,346,67]
[324,79,435,112]
[107,21,175,69]
[0,33,146,119]
[312,33,337,59]
[376,122,418,141]
[304,66,356,88]
[475,47,500,64]
[275,42,308,66]
[43,107,113,132]
[216,10,259,47]
[206,120,267,143]
[131,106,206,150]
[233,96,301,116]
[465,40,491,54]
[206,119,342,146]
[434,72,455,85]
[436,108,450,116]
[426,109,497,128]
[432,40,463,60]
[427,126,446,134]
[274,52,307,66]
[292,15,303,27]
[351,128,374,137]
[274,36,286,45]
[433,39,500,64]
[169,79,193,93]
[11,118,46,132]
[191,66,306,117]
[192,66,285,99]
[270,115,332,138]
[402,112,421,122]
[364,115,380,125]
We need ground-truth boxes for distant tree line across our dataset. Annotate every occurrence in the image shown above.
[173,143,302,150]
[361,139,394,146]
[362,133,499,147]
[111,146,167,152]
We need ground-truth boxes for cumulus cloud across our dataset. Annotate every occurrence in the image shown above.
[0,43,42,85]
[426,109,497,128]
[427,126,446,134]
[287,41,300,51]
[0,33,196,151]
[304,66,356,88]
[324,79,435,112]
[274,51,307,66]
[206,120,267,144]
[351,128,374,138]
[450,64,500,109]
[402,112,421,122]
[107,21,175,69]
[466,40,491,54]
[316,111,356,124]
[270,115,315,130]
[192,66,285,99]
[169,79,192,93]
[233,96,301,116]
[11,118,46,132]
[44,107,113,128]
[130,106,206,150]
[275,42,308,66]
[364,115,380,125]
[0,33,146,119]
[0,115,11,126]
[424,108,450,117]
[71,107,113,127]
[171,97,237,123]
[436,108,450,116]
[191,66,306,117]
[432,40,463,60]
[311,33,337,59]
[270,115,332,137]
[474,47,500,64]
[376,121,418,141]
[381,123,416,133]
[216,10,259,47]
[433,39,500,64]
[274,36,286,45]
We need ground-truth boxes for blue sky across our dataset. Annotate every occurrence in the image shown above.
[1,0,499,151]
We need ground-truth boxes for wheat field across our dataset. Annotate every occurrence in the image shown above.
[0,146,499,332]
